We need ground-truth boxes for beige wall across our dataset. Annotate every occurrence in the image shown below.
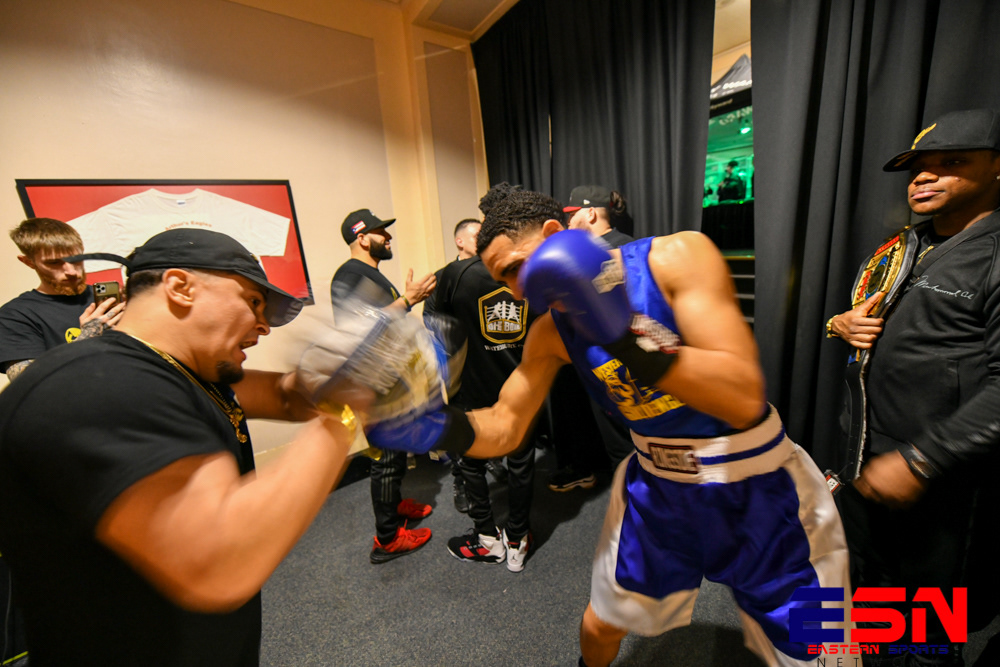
[0,0,488,456]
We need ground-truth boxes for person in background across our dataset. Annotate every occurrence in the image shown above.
[716,160,746,202]
[0,218,123,380]
[828,108,1000,664]
[563,185,634,248]
[546,186,636,492]
[425,186,539,571]
[330,208,437,564]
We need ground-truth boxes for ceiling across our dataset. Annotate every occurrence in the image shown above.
[373,0,751,48]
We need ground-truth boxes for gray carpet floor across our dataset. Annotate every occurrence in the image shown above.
[260,449,997,666]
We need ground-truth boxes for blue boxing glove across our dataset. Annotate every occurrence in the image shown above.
[366,404,475,456]
[519,229,680,387]
[519,229,630,345]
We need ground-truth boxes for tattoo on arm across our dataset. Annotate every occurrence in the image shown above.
[77,319,106,340]
[6,360,33,381]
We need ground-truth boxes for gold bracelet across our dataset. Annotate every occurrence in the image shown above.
[825,316,839,339]
[317,401,358,441]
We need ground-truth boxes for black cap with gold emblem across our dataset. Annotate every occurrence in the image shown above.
[883,108,1000,172]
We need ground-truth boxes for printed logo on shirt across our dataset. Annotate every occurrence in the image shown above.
[911,276,976,300]
[591,357,685,422]
[65,327,81,343]
[478,286,528,345]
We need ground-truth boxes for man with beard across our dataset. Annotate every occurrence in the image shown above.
[330,208,437,563]
[0,228,361,665]
[0,218,123,380]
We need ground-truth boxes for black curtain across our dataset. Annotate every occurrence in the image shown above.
[472,0,715,236]
[473,0,553,196]
[752,0,1000,468]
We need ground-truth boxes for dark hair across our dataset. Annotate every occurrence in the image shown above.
[453,218,480,238]
[124,268,167,300]
[476,190,563,255]
[727,159,739,168]
[608,190,634,234]
[478,182,523,217]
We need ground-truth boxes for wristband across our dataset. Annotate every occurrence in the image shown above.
[436,405,476,456]
[603,315,680,388]
[401,296,412,311]
[316,401,358,442]
[900,444,939,481]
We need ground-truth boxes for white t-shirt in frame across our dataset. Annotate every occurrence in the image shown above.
[68,188,291,272]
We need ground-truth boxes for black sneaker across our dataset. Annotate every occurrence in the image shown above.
[547,466,596,492]
[447,529,505,563]
[453,477,470,514]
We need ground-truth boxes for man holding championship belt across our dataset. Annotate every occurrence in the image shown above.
[352,188,850,666]
[828,109,1000,663]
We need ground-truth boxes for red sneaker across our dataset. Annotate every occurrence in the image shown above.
[397,498,432,519]
[371,525,432,564]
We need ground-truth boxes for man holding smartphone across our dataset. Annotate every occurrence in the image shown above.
[0,217,124,380]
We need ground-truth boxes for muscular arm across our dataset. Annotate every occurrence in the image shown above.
[465,313,568,458]
[233,370,316,422]
[95,416,351,612]
[647,232,766,428]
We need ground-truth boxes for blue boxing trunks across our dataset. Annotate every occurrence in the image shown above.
[589,406,850,666]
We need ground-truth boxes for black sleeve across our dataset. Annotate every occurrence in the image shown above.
[330,264,364,303]
[422,267,446,318]
[0,308,45,367]
[916,242,1000,472]
[5,353,233,532]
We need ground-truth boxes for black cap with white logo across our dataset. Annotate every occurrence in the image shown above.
[563,185,612,213]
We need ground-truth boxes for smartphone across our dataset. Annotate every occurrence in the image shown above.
[93,281,122,307]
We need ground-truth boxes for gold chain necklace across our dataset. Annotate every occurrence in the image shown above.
[126,333,248,443]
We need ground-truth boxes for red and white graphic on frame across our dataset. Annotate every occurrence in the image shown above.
[15,180,313,304]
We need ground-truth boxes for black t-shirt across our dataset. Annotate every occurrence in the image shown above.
[0,331,260,666]
[424,257,537,409]
[330,258,399,313]
[601,228,635,249]
[0,286,94,370]
[717,175,746,201]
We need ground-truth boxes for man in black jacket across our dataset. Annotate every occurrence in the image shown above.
[828,109,1000,664]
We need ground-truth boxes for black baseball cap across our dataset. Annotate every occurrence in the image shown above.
[341,208,395,245]
[563,185,612,213]
[883,109,1000,171]
[65,228,303,327]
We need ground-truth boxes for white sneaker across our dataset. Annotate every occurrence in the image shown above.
[447,528,505,563]
[503,528,531,572]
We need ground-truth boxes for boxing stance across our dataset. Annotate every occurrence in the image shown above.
[350,190,849,666]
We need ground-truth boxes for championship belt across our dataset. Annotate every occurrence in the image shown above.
[830,222,929,491]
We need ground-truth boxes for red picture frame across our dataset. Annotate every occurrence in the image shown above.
[15,179,313,304]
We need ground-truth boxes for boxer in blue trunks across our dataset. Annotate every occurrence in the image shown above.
[456,189,851,667]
